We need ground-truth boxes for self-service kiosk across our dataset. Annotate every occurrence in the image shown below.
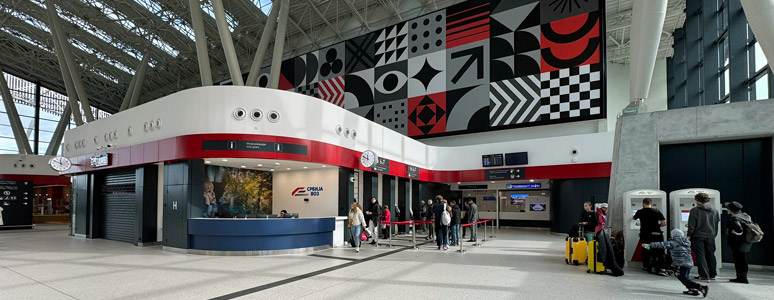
[669,188,722,272]
[623,189,668,267]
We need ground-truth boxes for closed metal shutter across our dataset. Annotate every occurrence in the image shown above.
[99,170,136,243]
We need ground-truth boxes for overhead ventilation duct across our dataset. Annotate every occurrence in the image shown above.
[740,0,774,73]
[628,0,668,106]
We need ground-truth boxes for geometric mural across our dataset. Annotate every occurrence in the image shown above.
[249,0,606,139]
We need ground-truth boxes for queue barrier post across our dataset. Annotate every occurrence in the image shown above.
[412,220,417,249]
[457,224,465,253]
[483,220,488,242]
[472,221,482,247]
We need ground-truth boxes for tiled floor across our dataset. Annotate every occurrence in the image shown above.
[1,225,772,300]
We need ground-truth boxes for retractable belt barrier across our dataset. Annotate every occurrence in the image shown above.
[371,219,493,252]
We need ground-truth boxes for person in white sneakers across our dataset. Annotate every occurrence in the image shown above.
[349,202,366,252]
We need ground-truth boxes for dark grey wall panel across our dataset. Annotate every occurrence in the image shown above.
[550,178,610,234]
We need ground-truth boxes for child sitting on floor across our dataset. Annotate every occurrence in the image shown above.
[642,229,709,297]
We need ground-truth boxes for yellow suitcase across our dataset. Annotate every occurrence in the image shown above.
[565,236,587,265]
[587,240,606,273]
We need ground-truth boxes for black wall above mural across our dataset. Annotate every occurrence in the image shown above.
[247,0,606,139]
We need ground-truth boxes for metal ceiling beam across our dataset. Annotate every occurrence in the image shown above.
[0,65,33,154]
[342,0,373,32]
[307,0,344,40]
[212,0,244,86]
[246,0,280,86]
[269,0,289,89]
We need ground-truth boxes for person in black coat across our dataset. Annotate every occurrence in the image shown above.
[449,201,462,246]
[725,201,753,284]
[365,197,381,245]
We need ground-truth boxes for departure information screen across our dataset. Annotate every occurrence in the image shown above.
[482,154,504,167]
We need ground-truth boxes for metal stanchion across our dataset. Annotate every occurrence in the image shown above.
[411,221,417,250]
[388,222,392,248]
[472,222,481,247]
[457,224,465,253]
[483,220,488,242]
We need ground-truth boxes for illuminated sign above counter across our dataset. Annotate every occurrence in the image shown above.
[372,157,390,173]
[202,140,308,155]
[485,168,525,180]
[407,165,419,179]
[89,153,110,168]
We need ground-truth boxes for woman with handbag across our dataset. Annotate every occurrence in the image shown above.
[349,202,367,252]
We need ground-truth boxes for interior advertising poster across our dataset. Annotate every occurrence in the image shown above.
[0,180,33,228]
[203,166,272,218]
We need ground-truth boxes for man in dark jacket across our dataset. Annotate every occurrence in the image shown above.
[365,197,382,245]
[431,196,449,250]
[450,201,462,246]
[419,200,427,233]
[466,199,478,242]
[687,193,720,280]
[425,199,435,240]
[725,201,752,284]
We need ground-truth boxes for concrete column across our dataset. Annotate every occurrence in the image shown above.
[46,0,94,122]
[44,0,83,126]
[128,52,151,109]
[246,0,280,86]
[189,0,213,86]
[0,67,33,154]
[45,104,71,156]
[211,0,244,86]
[269,0,290,89]
[740,0,774,72]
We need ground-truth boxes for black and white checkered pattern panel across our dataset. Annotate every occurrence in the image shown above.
[539,63,602,120]
[295,83,319,98]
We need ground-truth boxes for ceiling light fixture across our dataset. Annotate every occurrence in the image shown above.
[257,164,263,167]
[529,179,535,182]
[222,159,228,162]
[275,162,280,165]
[241,165,246,168]
[205,160,211,164]
[303,166,308,169]
[270,169,275,171]
[286,168,291,170]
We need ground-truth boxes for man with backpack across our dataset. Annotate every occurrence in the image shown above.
[725,201,763,284]
[432,195,450,250]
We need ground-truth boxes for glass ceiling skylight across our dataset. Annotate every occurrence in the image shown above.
[133,0,196,41]
[0,6,51,33]
[252,0,273,15]
[0,28,52,53]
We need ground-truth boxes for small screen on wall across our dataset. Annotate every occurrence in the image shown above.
[203,165,273,218]
[505,152,528,166]
[482,154,504,167]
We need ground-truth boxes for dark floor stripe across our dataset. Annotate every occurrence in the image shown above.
[308,254,360,262]
[210,244,425,300]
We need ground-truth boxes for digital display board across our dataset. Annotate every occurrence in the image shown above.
[506,183,542,189]
[505,152,528,166]
[89,153,110,168]
[482,154,504,167]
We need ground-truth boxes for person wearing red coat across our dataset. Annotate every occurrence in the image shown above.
[595,203,608,234]
[381,205,391,239]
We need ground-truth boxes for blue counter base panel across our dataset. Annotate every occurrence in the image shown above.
[188,218,335,252]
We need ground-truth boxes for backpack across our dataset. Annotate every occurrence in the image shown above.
[740,218,764,244]
[441,204,451,226]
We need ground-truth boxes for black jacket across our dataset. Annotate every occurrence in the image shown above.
[451,205,462,225]
[580,210,596,233]
[595,230,624,276]
[432,202,446,226]
[368,202,382,220]
[728,213,753,252]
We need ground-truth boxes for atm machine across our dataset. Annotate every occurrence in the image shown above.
[623,189,667,267]
[669,188,722,272]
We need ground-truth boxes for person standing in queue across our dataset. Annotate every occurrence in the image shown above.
[725,201,752,284]
[594,203,608,235]
[687,193,719,281]
[419,200,427,233]
[349,202,367,252]
[579,202,597,241]
[365,197,382,245]
[425,199,435,241]
[633,198,668,276]
[466,199,478,242]
[432,196,449,250]
[449,201,461,246]
[381,204,391,239]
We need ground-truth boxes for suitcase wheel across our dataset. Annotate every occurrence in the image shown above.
[573,261,579,266]
[565,258,569,264]
[586,270,590,273]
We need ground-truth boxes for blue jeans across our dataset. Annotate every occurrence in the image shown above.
[350,225,362,247]
[436,225,449,247]
[451,224,461,245]
[677,266,701,290]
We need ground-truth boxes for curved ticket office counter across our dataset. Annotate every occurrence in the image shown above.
[187,217,335,255]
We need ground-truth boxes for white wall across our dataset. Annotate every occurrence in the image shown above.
[272,168,340,218]
[605,59,668,131]
[0,154,60,176]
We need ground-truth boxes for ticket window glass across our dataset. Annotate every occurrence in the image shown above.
[498,190,550,221]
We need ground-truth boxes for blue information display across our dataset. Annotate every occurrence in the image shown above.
[506,183,542,189]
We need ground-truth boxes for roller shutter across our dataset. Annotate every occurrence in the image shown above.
[99,170,136,243]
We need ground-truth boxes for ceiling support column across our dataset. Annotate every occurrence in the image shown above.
[46,0,94,122]
[629,0,668,105]
[246,0,281,87]
[212,0,244,86]
[121,51,151,111]
[269,0,290,89]
[189,0,213,86]
[741,0,774,72]
[44,0,83,126]
[0,66,33,154]
[128,52,151,109]
[45,104,71,156]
